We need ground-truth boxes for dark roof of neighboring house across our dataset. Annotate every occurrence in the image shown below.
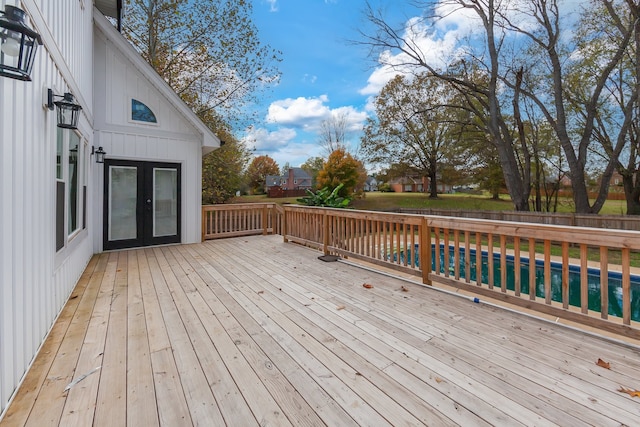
[265,168,313,187]
[289,168,312,179]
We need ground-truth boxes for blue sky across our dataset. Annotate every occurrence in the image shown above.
[246,0,424,169]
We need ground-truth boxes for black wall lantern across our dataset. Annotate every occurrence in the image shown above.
[0,6,42,81]
[47,89,82,129]
[94,146,106,163]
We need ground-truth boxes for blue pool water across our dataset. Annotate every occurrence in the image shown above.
[393,244,640,322]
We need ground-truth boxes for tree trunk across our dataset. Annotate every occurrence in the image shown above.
[485,1,529,211]
[428,169,438,199]
[623,175,640,215]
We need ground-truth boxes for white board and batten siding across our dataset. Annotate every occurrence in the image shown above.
[0,0,96,415]
[92,12,218,251]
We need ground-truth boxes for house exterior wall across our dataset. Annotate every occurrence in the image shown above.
[1,1,216,416]
[92,18,205,250]
[0,0,95,414]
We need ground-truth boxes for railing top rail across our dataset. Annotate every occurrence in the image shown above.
[203,203,278,211]
[427,215,640,249]
[284,205,425,225]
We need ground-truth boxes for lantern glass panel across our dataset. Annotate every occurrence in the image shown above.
[0,6,42,81]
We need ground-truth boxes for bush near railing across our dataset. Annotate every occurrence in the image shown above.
[282,205,640,340]
[398,208,640,231]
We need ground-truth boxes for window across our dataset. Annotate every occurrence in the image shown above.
[56,128,87,252]
[131,99,157,123]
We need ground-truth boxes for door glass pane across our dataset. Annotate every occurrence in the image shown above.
[109,166,137,241]
[153,168,178,237]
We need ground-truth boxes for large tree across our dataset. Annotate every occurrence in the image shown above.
[318,112,350,156]
[361,73,462,198]
[246,155,280,194]
[567,0,640,214]
[499,0,637,213]
[202,123,251,204]
[123,0,281,124]
[360,0,637,213]
[361,0,532,210]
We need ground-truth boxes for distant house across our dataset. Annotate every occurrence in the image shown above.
[389,176,452,193]
[389,176,424,193]
[265,168,313,192]
[364,176,379,192]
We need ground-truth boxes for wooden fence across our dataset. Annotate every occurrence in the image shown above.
[202,203,640,339]
[398,208,640,230]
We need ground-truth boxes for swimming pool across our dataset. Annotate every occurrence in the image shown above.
[393,244,640,322]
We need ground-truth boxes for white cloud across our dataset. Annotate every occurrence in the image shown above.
[248,95,370,166]
[303,74,317,84]
[244,126,297,152]
[359,12,465,96]
[266,95,369,134]
[266,95,332,130]
[265,0,278,12]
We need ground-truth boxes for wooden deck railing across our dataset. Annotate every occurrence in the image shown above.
[282,205,640,339]
[202,203,640,339]
[202,203,283,240]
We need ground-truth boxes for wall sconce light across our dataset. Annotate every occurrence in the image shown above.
[0,6,42,81]
[94,146,106,163]
[47,89,82,129]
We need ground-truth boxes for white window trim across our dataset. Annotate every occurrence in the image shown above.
[56,128,88,252]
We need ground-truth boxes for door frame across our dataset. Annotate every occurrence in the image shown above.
[103,159,181,250]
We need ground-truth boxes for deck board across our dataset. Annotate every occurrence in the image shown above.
[2,235,640,426]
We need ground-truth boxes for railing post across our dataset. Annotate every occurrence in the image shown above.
[323,210,330,255]
[201,206,206,242]
[282,205,288,243]
[420,216,432,285]
[262,204,268,235]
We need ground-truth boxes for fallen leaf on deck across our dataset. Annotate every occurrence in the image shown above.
[435,377,444,383]
[257,290,264,294]
[401,286,409,292]
[363,283,374,289]
[596,358,610,369]
[336,305,345,310]
[618,386,640,398]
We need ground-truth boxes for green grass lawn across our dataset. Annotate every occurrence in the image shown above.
[231,192,628,215]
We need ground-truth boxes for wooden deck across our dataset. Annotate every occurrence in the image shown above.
[2,235,640,426]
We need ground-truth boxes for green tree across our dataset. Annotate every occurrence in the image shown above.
[317,149,367,198]
[202,125,251,204]
[361,73,463,198]
[246,155,280,194]
[300,156,324,189]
